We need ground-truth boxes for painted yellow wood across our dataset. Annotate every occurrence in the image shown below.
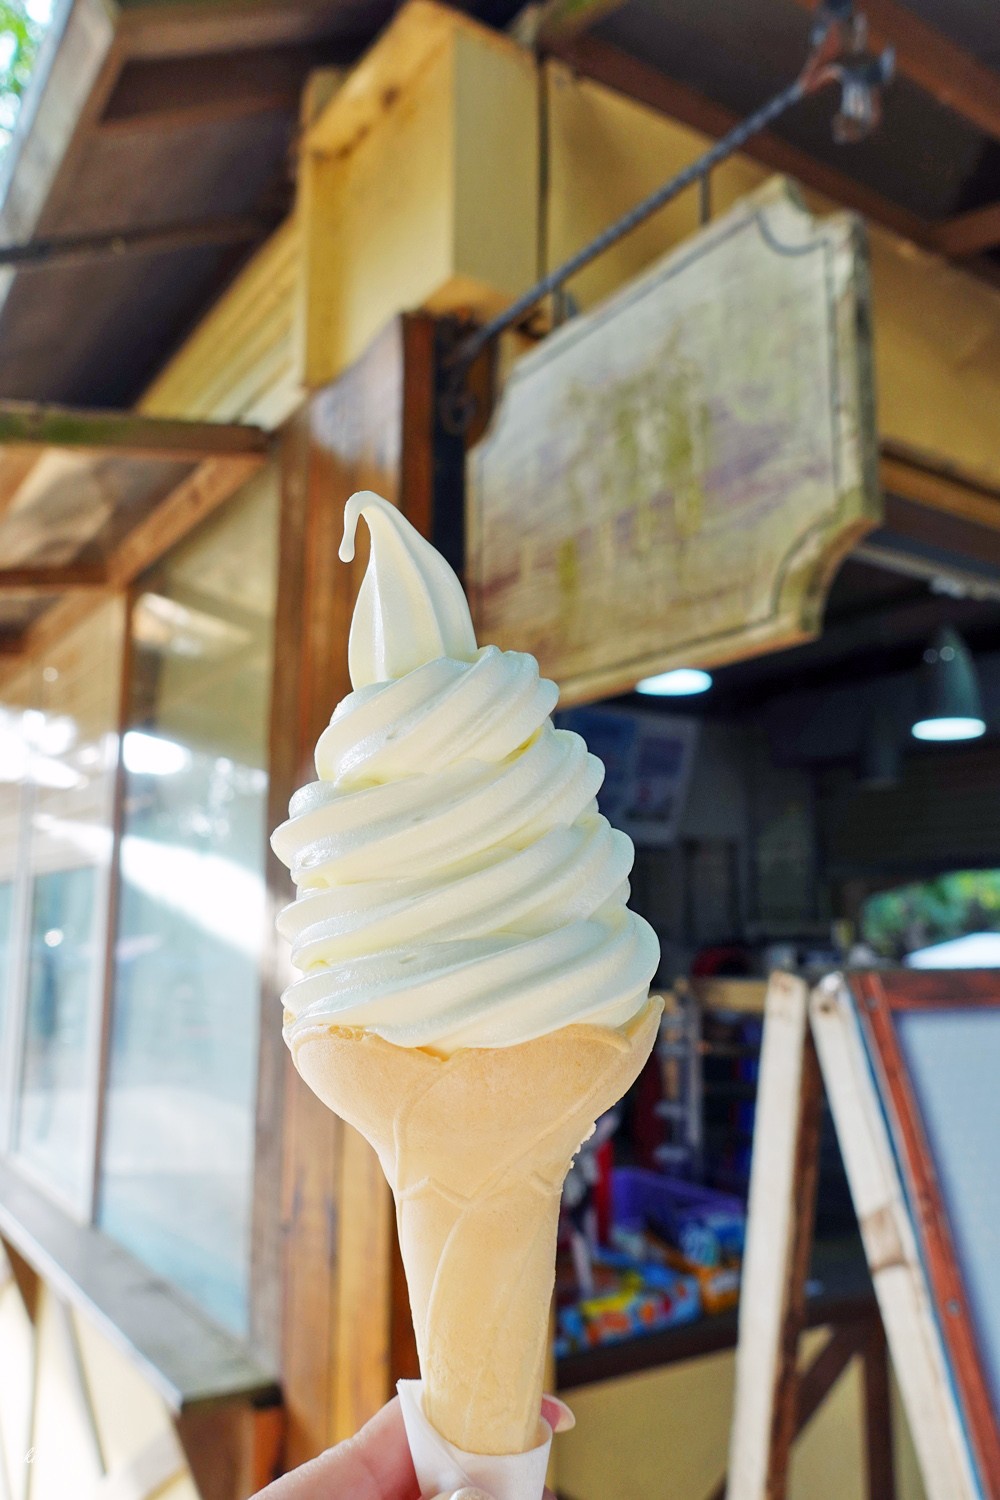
[299,1,539,388]
[544,61,1000,498]
[868,232,1000,495]
[545,61,768,312]
[468,180,879,703]
[140,217,303,429]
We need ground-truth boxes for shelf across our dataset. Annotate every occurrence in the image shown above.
[0,1158,279,1414]
[557,1239,873,1391]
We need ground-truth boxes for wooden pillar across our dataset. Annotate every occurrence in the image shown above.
[861,1318,897,1500]
[261,315,434,1465]
[727,973,824,1500]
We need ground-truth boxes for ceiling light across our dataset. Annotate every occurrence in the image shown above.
[912,717,986,743]
[636,668,712,697]
[911,627,985,743]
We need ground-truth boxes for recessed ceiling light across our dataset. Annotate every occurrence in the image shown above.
[636,668,712,697]
[912,717,985,742]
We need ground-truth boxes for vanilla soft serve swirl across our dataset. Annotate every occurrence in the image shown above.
[271,492,659,1054]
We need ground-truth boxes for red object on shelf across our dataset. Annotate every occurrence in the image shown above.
[594,1136,614,1243]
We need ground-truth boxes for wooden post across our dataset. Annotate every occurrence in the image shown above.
[861,1320,896,1500]
[727,973,823,1500]
[263,315,435,1465]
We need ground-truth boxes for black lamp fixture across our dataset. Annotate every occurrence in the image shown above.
[859,704,901,788]
[911,626,986,743]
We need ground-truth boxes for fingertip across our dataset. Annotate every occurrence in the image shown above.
[541,1394,576,1433]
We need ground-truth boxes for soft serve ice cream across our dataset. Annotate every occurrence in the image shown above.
[271,492,662,1480]
[271,491,659,1055]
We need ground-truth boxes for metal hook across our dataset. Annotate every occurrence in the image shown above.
[800,0,894,143]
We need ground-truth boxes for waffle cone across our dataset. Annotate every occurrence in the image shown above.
[290,997,661,1455]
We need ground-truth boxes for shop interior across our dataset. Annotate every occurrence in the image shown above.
[550,496,999,1424]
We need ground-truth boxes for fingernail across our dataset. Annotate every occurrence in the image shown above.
[541,1394,576,1432]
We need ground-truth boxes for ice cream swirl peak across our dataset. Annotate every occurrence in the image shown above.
[272,493,659,1054]
[340,491,477,688]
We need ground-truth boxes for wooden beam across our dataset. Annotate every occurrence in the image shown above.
[0,446,43,525]
[7,593,112,669]
[299,0,540,388]
[706,1322,870,1500]
[0,217,277,272]
[862,1321,897,1500]
[795,1324,865,1431]
[933,201,1000,258]
[106,453,265,588]
[175,1401,285,1500]
[511,0,628,49]
[1,1236,40,1322]
[879,448,1000,533]
[0,564,110,592]
[97,44,342,135]
[550,35,933,247]
[0,452,264,671]
[0,401,269,459]
[788,0,1000,144]
[728,974,824,1500]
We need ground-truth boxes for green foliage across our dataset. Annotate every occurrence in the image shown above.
[863,869,1000,960]
[0,0,51,149]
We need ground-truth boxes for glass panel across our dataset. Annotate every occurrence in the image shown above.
[0,670,32,1129]
[896,1007,1000,1414]
[14,604,124,1205]
[101,468,278,1335]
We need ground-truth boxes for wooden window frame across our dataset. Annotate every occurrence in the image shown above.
[0,412,278,1418]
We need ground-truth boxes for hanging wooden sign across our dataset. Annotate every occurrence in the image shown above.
[467,178,880,703]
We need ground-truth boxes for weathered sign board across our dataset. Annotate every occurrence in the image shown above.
[467,178,880,703]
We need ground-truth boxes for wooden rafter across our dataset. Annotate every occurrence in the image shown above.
[97,43,344,135]
[511,0,627,48]
[934,201,1000,258]
[104,453,265,587]
[789,0,1000,144]
[0,400,268,670]
[0,401,268,459]
[548,35,934,248]
[0,564,109,592]
[880,447,1000,533]
[0,217,277,272]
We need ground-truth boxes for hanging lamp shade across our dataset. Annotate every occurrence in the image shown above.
[911,627,986,742]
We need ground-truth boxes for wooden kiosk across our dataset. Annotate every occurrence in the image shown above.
[1,4,1000,1497]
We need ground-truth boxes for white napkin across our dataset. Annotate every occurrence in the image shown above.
[397,1380,552,1500]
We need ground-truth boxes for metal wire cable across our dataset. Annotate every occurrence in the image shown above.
[448,75,808,373]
